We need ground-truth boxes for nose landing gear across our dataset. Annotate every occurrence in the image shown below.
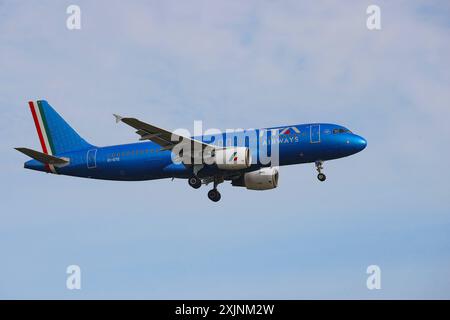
[315,161,326,182]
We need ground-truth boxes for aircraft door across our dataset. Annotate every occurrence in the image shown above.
[87,149,97,169]
[310,125,321,143]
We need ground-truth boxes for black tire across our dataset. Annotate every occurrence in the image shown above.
[188,176,201,189]
[317,173,326,182]
[207,189,221,202]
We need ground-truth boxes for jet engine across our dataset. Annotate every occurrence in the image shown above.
[232,167,279,190]
[215,147,252,170]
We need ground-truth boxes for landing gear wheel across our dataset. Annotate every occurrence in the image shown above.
[207,189,221,202]
[188,176,201,189]
[315,161,326,182]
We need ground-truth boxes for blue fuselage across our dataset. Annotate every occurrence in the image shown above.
[25,123,367,180]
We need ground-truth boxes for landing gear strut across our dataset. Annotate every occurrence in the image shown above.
[207,176,223,202]
[315,161,326,182]
[188,176,202,189]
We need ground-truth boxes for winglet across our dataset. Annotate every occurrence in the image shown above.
[113,114,123,123]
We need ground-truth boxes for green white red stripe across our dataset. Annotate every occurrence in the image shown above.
[229,151,238,162]
[28,101,57,173]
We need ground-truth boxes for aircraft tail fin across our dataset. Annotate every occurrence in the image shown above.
[28,100,93,155]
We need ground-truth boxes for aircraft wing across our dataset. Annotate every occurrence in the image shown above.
[113,114,213,155]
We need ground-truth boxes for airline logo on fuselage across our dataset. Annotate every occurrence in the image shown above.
[279,126,300,135]
[260,126,301,146]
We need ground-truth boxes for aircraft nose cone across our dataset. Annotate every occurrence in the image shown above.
[354,135,367,152]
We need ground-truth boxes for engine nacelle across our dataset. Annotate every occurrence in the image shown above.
[232,167,279,190]
[215,147,252,170]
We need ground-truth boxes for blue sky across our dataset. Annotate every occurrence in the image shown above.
[1,0,449,299]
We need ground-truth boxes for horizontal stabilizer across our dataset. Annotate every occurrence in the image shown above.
[15,147,69,166]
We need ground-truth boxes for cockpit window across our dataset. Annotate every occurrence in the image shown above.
[333,128,351,134]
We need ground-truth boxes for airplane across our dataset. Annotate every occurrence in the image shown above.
[16,100,367,202]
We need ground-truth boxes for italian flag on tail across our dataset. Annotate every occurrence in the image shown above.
[28,101,57,173]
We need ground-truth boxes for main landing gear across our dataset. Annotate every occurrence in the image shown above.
[188,175,202,189]
[207,177,223,202]
[315,161,326,182]
[207,188,221,202]
[188,175,223,202]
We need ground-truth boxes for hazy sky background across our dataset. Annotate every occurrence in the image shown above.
[1,0,449,299]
